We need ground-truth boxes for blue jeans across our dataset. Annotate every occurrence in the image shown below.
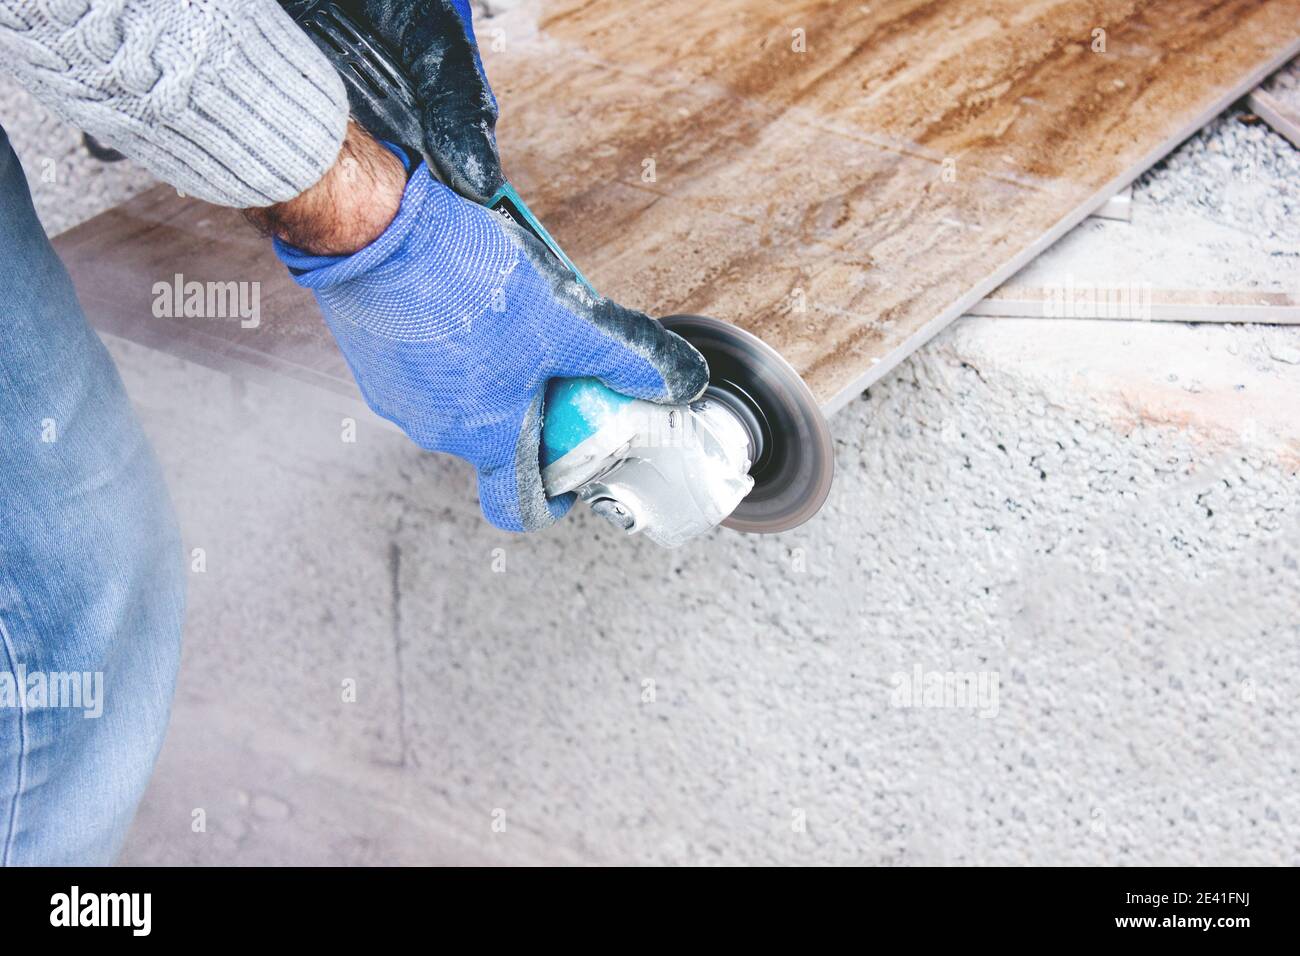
[0,125,184,864]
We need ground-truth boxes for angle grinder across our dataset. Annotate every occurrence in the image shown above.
[289,0,834,546]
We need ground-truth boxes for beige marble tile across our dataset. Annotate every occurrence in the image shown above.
[487,0,1300,408]
[56,1,1300,413]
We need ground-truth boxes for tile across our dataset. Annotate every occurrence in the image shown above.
[484,0,1300,410]
[55,0,1300,413]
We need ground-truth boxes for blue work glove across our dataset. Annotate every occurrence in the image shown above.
[275,159,709,532]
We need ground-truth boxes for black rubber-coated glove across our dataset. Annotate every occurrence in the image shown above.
[284,0,504,202]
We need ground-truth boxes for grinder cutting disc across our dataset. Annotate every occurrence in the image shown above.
[660,315,834,534]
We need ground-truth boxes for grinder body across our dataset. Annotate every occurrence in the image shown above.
[539,378,756,548]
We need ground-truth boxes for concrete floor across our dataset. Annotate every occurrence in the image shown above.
[1,52,1298,865]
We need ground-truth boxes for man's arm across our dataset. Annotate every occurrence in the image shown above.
[0,0,348,207]
[244,120,405,256]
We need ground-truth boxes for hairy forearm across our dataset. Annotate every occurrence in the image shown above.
[245,121,407,256]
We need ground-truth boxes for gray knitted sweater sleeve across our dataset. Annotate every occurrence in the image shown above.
[0,0,349,207]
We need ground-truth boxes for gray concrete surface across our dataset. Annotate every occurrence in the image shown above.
[1,52,1298,866]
